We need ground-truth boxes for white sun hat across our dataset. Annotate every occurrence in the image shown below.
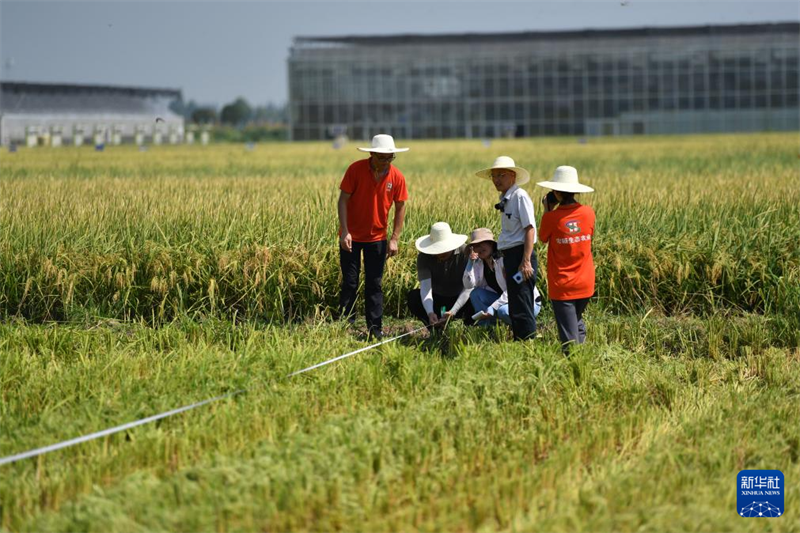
[357,134,409,154]
[536,165,594,193]
[475,156,531,186]
[415,222,468,255]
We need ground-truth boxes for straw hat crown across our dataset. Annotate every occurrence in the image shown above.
[536,165,594,193]
[475,156,531,186]
[469,228,496,246]
[415,222,468,255]
[357,134,409,153]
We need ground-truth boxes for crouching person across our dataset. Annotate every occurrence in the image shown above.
[466,228,542,326]
[406,222,475,328]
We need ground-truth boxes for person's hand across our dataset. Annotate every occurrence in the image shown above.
[520,259,534,281]
[427,312,440,326]
[541,194,552,212]
[469,247,479,261]
[442,311,455,325]
[387,237,399,258]
[339,232,352,252]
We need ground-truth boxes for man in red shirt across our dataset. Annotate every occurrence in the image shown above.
[338,134,409,339]
[537,166,595,354]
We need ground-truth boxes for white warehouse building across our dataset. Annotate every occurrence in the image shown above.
[0,81,184,146]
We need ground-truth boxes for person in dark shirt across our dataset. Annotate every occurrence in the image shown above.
[406,222,475,328]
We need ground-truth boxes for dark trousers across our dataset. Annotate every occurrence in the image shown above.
[551,298,590,354]
[501,245,538,340]
[406,289,475,327]
[339,240,387,332]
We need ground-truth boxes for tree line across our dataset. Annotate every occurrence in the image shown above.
[170,97,288,127]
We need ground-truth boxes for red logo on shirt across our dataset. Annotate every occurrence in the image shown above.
[387,182,393,191]
[565,220,581,234]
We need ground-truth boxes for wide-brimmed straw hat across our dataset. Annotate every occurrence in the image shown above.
[469,228,496,246]
[536,166,594,193]
[475,156,531,186]
[415,222,468,255]
[357,134,409,154]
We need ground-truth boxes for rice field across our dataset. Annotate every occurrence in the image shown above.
[1,133,799,532]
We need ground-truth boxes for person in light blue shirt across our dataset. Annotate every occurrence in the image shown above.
[475,156,539,340]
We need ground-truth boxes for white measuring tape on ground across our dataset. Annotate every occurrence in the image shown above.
[0,326,427,467]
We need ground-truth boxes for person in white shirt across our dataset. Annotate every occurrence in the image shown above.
[465,228,541,327]
[475,156,539,340]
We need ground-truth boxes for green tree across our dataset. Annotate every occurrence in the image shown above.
[220,97,252,127]
[191,107,218,125]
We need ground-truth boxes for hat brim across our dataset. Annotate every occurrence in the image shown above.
[475,166,530,186]
[469,236,496,246]
[535,180,594,193]
[415,234,468,255]
[357,147,410,153]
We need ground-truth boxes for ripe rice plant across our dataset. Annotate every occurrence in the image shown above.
[1,133,799,532]
[1,133,798,328]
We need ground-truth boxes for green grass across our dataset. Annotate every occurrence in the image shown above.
[1,133,799,531]
[1,316,798,532]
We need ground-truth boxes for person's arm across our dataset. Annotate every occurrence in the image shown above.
[420,278,438,325]
[490,258,510,311]
[539,213,551,245]
[447,287,473,317]
[520,225,535,281]
[388,201,405,257]
[517,193,536,281]
[338,191,352,252]
[463,253,479,289]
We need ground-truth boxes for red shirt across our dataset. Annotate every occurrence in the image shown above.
[539,203,595,300]
[339,159,408,243]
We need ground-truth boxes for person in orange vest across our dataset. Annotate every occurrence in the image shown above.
[537,166,596,354]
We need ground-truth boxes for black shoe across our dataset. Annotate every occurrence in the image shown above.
[367,328,384,341]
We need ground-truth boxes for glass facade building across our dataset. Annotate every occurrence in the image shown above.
[288,23,799,140]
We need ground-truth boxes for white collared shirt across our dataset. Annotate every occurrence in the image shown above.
[497,184,537,250]
[463,256,509,312]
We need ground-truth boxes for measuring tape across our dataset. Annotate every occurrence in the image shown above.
[0,325,428,466]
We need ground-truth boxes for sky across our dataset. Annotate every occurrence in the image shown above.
[1,0,797,107]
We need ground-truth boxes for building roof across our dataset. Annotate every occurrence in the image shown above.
[0,81,182,116]
[294,22,800,48]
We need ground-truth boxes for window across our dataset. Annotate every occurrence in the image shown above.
[692,72,706,93]
[499,103,510,121]
[514,102,525,121]
[787,69,799,91]
[678,73,690,93]
[739,94,752,109]
[693,96,705,110]
[770,70,785,92]
[542,76,555,96]
[498,78,510,96]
